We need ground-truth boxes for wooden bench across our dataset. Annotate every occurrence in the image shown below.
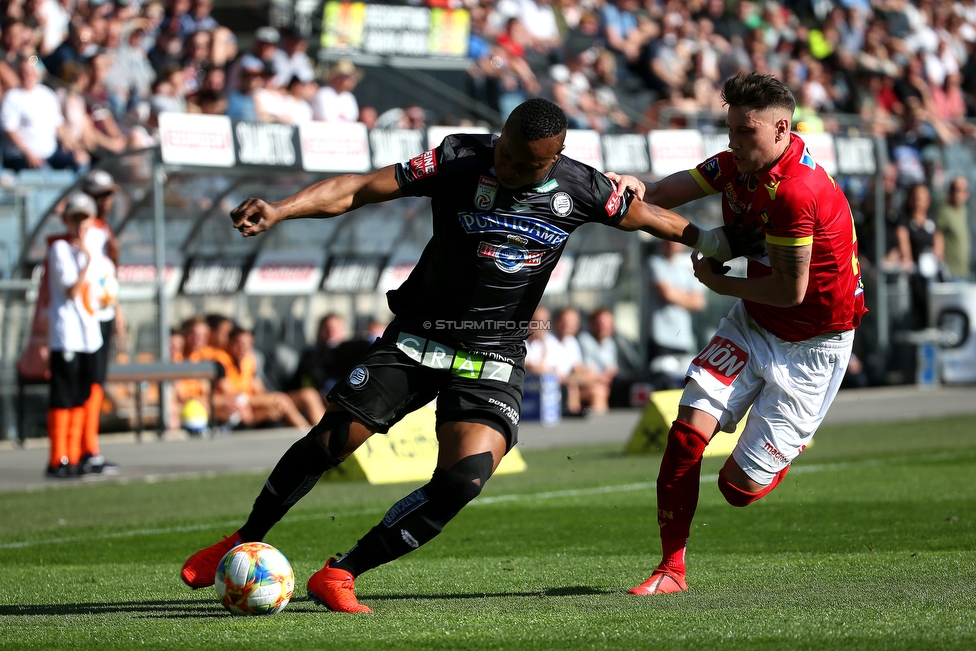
[16,360,222,444]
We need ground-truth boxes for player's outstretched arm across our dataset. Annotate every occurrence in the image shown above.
[616,200,732,260]
[231,166,403,237]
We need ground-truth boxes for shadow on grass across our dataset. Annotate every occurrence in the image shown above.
[0,587,614,618]
[0,599,227,619]
[359,585,613,602]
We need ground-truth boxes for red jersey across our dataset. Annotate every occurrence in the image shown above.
[689,133,866,342]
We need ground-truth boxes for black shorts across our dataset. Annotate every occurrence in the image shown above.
[49,350,96,409]
[327,332,525,451]
[92,318,114,385]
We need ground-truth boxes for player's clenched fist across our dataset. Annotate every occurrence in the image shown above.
[230,198,281,237]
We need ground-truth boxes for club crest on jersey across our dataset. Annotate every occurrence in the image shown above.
[474,175,498,210]
[550,192,573,217]
[347,365,369,388]
[478,235,543,273]
[701,157,721,181]
[759,209,772,230]
[458,212,569,247]
[408,149,438,180]
[693,336,748,386]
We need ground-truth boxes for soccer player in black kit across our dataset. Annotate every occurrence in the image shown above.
[181,99,736,612]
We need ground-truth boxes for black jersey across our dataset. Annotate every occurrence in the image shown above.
[389,133,630,353]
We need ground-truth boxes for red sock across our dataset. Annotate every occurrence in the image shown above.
[82,383,103,457]
[656,420,710,574]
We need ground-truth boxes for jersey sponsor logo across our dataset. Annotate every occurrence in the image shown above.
[474,175,498,210]
[550,191,574,216]
[764,180,781,200]
[693,336,748,386]
[701,156,721,181]
[488,397,520,425]
[605,189,622,217]
[534,179,559,193]
[408,148,438,179]
[478,237,544,273]
[458,212,570,247]
[396,332,514,382]
[347,364,369,388]
[763,442,790,465]
[800,148,816,170]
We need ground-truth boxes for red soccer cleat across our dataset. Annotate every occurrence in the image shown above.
[628,570,689,595]
[306,558,373,613]
[181,531,244,589]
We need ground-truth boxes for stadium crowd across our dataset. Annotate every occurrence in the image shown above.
[0,2,974,162]
[0,0,972,277]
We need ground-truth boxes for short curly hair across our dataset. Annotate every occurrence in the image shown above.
[509,98,568,142]
[721,72,796,115]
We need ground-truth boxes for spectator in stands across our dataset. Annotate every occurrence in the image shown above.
[936,175,971,280]
[106,25,157,115]
[290,313,360,403]
[149,64,188,115]
[280,75,314,124]
[578,307,636,412]
[42,21,95,80]
[647,240,705,387]
[180,28,212,98]
[225,56,263,121]
[209,25,237,71]
[507,0,563,70]
[312,58,361,122]
[37,0,72,57]
[895,183,946,330]
[148,29,183,77]
[601,0,647,79]
[271,25,314,90]
[180,0,219,38]
[0,19,34,92]
[226,26,278,96]
[215,326,311,431]
[206,313,234,353]
[552,306,609,415]
[2,57,82,171]
[492,17,541,120]
[254,61,289,122]
[45,192,102,478]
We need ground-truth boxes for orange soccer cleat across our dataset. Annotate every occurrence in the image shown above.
[628,570,689,595]
[306,558,373,613]
[180,531,244,589]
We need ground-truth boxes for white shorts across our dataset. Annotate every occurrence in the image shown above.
[680,301,854,484]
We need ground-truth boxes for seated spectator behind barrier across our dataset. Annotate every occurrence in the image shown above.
[541,306,609,415]
[312,58,361,122]
[578,306,646,407]
[216,327,310,430]
[2,57,83,171]
[286,313,371,424]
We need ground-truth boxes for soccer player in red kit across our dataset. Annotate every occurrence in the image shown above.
[626,72,867,595]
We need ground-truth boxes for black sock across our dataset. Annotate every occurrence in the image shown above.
[333,453,491,576]
[239,433,341,541]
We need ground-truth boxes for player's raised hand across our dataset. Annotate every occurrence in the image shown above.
[691,250,729,288]
[230,198,281,237]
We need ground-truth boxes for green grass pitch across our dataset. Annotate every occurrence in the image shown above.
[1,415,974,651]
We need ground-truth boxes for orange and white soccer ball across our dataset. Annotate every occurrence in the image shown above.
[214,542,294,615]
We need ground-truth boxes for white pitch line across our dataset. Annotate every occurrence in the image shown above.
[0,452,963,550]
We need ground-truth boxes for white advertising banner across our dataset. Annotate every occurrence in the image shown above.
[159,113,235,167]
[794,132,838,176]
[648,129,704,178]
[426,125,491,150]
[563,129,603,171]
[243,251,325,296]
[299,121,371,172]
